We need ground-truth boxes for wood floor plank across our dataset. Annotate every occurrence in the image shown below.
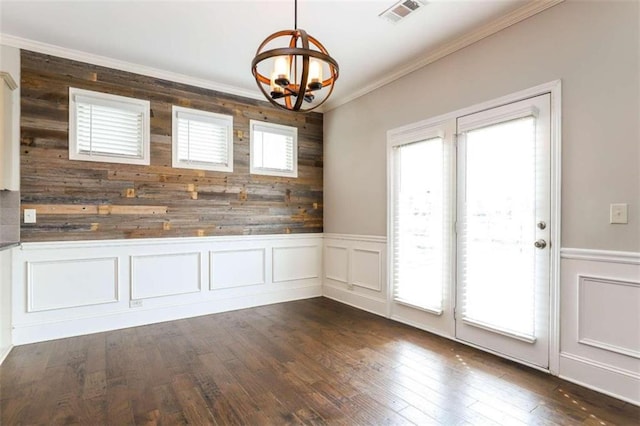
[1,297,639,425]
[106,378,135,425]
[171,373,217,425]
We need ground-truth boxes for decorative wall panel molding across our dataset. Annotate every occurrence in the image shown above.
[577,275,640,359]
[351,248,382,291]
[131,252,201,299]
[272,245,319,283]
[324,245,348,283]
[28,257,118,312]
[210,248,265,289]
[12,234,322,344]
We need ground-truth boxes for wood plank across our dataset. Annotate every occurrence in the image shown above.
[21,204,168,215]
[99,205,168,215]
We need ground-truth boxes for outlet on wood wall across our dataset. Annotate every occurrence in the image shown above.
[20,50,323,242]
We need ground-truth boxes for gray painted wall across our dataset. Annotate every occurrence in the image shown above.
[324,0,639,252]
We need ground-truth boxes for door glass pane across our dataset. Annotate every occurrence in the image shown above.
[460,117,536,338]
[393,137,447,312]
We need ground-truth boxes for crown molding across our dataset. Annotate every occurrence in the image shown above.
[0,71,17,90]
[323,0,565,112]
[0,33,265,102]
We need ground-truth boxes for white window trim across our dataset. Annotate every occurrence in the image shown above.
[249,120,298,178]
[171,106,234,173]
[68,87,150,165]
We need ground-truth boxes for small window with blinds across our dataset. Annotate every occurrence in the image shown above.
[172,106,233,172]
[250,120,297,178]
[391,133,453,315]
[69,88,150,165]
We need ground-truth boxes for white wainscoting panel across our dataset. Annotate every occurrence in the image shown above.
[323,234,387,317]
[28,257,118,312]
[272,245,319,283]
[351,248,382,291]
[11,234,322,344]
[325,245,348,283]
[131,252,201,300]
[0,247,14,365]
[578,276,640,359]
[560,248,640,405]
[211,248,265,289]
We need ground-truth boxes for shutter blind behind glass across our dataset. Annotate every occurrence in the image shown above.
[75,97,144,158]
[252,125,294,172]
[392,136,451,313]
[459,116,537,339]
[176,111,230,167]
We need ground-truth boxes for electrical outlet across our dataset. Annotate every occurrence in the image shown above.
[130,299,143,308]
[24,209,36,223]
[610,203,628,224]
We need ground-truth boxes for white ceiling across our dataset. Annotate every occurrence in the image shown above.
[0,0,550,110]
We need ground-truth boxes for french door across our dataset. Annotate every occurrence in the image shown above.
[455,94,551,368]
[389,92,553,369]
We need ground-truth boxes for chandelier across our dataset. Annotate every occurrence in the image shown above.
[251,0,339,112]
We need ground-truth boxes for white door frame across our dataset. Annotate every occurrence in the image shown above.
[386,80,562,374]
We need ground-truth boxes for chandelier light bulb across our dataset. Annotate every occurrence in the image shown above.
[307,59,323,91]
[273,56,291,87]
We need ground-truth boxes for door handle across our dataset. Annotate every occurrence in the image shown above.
[534,239,547,249]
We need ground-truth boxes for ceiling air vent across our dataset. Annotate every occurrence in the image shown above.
[379,0,427,23]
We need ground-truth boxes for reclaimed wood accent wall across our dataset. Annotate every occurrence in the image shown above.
[20,50,323,242]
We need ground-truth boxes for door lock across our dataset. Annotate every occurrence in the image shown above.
[534,239,547,249]
[537,221,546,230]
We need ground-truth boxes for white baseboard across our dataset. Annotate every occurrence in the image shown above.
[560,352,640,406]
[0,345,13,365]
[14,284,321,345]
[323,284,387,317]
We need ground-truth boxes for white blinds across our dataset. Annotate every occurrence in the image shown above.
[176,111,231,167]
[458,116,537,339]
[252,125,295,172]
[75,96,145,158]
[392,136,452,313]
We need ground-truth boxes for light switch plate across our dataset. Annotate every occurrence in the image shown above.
[610,203,628,224]
[24,208,36,223]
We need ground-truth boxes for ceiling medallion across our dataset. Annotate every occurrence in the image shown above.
[251,0,339,112]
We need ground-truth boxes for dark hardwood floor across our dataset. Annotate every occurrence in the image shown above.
[1,297,638,425]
